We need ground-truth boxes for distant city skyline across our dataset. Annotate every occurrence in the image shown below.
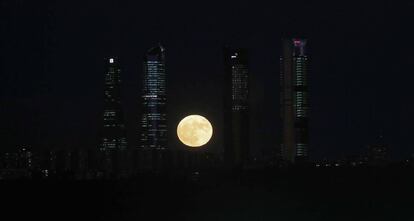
[0,1,411,161]
[1,3,413,220]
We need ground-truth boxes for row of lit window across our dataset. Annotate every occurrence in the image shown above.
[296,143,307,156]
[104,111,116,117]
[233,105,248,111]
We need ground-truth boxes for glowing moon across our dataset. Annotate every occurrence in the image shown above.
[177,115,213,147]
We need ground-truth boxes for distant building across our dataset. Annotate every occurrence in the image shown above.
[40,150,56,173]
[406,154,414,168]
[100,58,128,151]
[99,58,128,177]
[367,136,388,166]
[17,147,34,170]
[344,154,367,167]
[1,152,19,170]
[0,147,34,170]
[140,44,167,150]
[223,47,250,168]
[140,44,167,171]
[280,38,310,163]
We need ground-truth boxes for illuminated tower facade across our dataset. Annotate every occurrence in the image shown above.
[223,47,250,168]
[280,39,309,163]
[140,44,167,150]
[100,58,127,151]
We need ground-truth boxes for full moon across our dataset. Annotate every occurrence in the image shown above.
[177,115,213,147]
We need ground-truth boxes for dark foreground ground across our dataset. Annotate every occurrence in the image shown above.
[1,167,414,221]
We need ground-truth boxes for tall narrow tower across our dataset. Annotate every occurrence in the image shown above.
[100,57,127,151]
[140,44,167,150]
[280,39,309,163]
[223,47,250,168]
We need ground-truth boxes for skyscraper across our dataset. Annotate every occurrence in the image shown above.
[223,47,250,168]
[140,44,167,150]
[280,39,309,163]
[100,58,127,151]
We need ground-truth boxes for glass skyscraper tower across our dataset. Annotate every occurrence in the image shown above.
[140,44,167,150]
[280,39,309,163]
[100,58,127,151]
[223,47,250,168]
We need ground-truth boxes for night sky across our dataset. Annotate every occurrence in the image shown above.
[1,0,413,160]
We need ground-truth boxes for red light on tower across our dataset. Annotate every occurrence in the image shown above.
[293,39,302,46]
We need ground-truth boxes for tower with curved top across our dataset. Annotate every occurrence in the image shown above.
[140,44,167,150]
